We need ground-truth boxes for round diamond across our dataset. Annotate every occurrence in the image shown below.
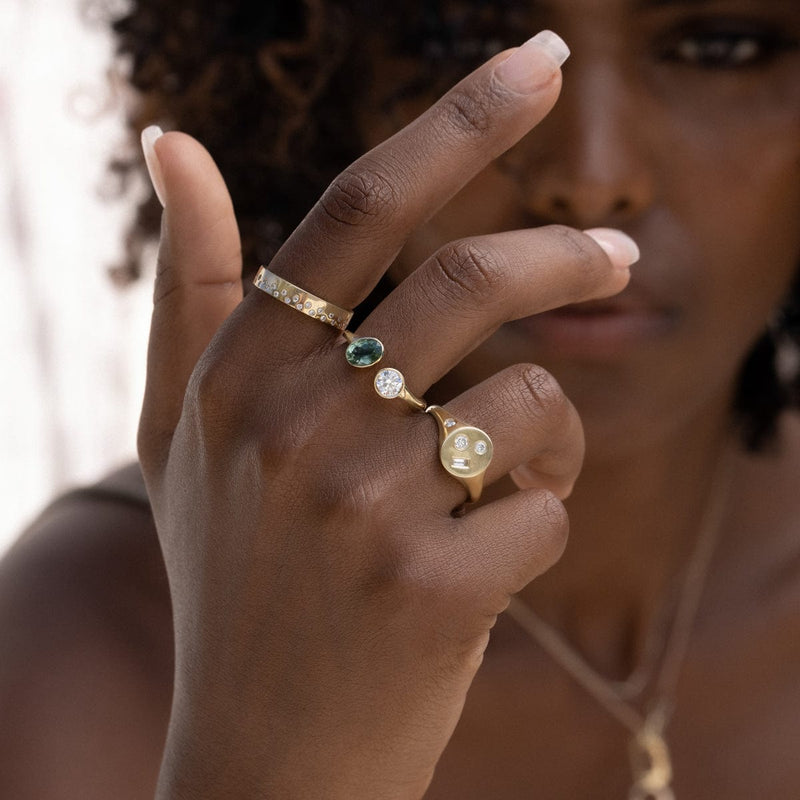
[308,308,317,316]
[454,434,469,451]
[444,418,456,428]
[346,337,385,368]
[474,440,488,455]
[375,369,404,398]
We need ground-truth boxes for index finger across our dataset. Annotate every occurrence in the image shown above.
[253,31,570,341]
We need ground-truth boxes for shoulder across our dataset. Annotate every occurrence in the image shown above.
[0,463,172,799]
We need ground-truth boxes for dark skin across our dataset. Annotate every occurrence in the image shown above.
[2,0,800,797]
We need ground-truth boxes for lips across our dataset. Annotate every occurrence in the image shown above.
[516,284,679,359]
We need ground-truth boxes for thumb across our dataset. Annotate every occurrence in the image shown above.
[138,126,243,474]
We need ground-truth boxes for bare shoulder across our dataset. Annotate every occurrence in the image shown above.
[0,463,172,799]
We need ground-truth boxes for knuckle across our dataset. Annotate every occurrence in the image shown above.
[136,420,164,477]
[318,165,401,229]
[372,537,457,605]
[316,469,386,521]
[439,80,509,139]
[152,252,179,304]
[432,239,505,302]
[548,225,607,286]
[536,490,570,566]
[514,364,569,423]
[184,357,240,431]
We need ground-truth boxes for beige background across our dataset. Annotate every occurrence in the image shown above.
[1,0,153,554]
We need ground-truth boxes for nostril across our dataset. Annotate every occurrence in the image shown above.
[613,198,632,215]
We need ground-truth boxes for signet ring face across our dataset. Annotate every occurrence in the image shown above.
[426,406,493,503]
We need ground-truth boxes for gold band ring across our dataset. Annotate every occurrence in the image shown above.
[253,267,353,330]
[426,405,493,503]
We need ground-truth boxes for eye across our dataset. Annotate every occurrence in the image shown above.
[661,25,798,69]
[676,34,760,67]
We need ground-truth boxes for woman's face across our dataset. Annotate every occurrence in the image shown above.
[368,0,800,459]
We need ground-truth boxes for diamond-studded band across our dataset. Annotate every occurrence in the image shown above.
[426,405,493,503]
[253,267,353,330]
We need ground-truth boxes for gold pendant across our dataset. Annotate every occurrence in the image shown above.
[628,717,674,800]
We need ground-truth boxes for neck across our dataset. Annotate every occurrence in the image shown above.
[516,402,736,682]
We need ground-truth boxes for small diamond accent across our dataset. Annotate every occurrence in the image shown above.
[305,300,312,308]
[474,440,488,455]
[451,457,471,470]
[454,434,469,451]
[284,297,291,303]
[292,295,300,303]
[308,308,317,316]
[296,303,303,309]
[375,369,404,398]
[281,289,287,296]
[273,291,280,297]
[445,419,456,428]
[319,313,327,321]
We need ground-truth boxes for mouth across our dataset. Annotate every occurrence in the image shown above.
[514,289,679,359]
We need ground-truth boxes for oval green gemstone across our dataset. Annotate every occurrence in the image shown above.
[345,336,385,367]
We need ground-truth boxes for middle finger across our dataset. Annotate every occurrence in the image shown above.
[249,32,571,343]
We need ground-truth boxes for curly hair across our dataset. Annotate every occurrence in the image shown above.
[106,0,800,452]
[108,0,518,278]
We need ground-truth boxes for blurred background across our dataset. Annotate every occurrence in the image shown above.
[1,0,153,554]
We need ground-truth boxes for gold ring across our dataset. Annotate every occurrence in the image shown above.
[253,267,353,330]
[343,332,427,412]
[426,405,493,503]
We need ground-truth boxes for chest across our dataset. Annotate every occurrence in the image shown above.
[424,608,800,799]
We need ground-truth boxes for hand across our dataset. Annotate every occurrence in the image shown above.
[138,33,634,800]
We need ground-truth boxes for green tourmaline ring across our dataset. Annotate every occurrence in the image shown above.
[344,335,385,368]
[343,332,427,411]
[342,332,492,501]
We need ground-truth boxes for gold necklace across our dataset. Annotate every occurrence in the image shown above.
[506,448,735,800]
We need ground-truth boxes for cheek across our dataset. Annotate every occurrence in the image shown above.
[674,125,800,340]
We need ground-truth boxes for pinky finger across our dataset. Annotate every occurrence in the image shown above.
[456,488,569,603]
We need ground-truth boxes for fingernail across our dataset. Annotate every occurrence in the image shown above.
[584,228,641,270]
[495,31,570,93]
[141,125,166,207]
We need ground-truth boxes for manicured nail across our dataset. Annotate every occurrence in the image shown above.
[141,125,166,207]
[495,31,570,93]
[584,228,641,270]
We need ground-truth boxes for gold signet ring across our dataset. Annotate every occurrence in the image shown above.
[426,405,493,503]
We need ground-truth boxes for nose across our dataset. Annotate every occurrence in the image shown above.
[505,60,657,229]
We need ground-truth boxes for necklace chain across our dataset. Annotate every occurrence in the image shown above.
[505,446,735,797]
